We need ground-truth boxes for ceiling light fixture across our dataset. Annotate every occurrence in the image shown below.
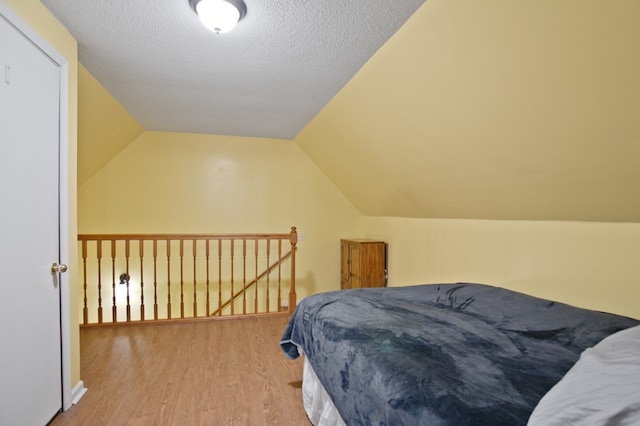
[189,0,247,34]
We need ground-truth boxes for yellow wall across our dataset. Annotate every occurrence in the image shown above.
[4,0,80,385]
[296,0,640,222]
[79,131,362,299]
[363,216,640,319]
[78,63,144,185]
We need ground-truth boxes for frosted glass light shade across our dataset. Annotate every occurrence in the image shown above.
[191,0,246,34]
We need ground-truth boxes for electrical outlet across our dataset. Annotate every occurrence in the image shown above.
[298,233,305,242]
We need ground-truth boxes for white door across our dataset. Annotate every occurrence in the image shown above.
[0,12,64,425]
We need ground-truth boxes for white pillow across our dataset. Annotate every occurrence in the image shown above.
[528,325,640,425]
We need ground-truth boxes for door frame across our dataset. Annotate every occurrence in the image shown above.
[0,2,73,411]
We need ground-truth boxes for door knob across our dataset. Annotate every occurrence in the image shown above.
[51,263,68,274]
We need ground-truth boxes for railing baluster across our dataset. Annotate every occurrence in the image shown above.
[217,240,222,316]
[139,239,145,321]
[166,239,172,320]
[230,239,234,315]
[82,240,88,324]
[242,239,247,314]
[97,240,103,324]
[111,240,117,323]
[153,240,158,320]
[254,239,259,313]
[205,240,210,316]
[125,239,131,322]
[277,239,282,312]
[192,239,197,318]
[180,239,185,319]
[266,238,271,313]
[289,227,298,312]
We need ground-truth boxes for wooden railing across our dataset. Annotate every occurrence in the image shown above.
[78,227,298,325]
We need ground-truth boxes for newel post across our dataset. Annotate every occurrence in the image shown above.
[289,226,298,313]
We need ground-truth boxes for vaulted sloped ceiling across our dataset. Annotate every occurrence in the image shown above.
[295,0,640,223]
[77,64,144,185]
[42,0,425,139]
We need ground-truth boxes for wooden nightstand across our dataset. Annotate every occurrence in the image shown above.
[340,239,387,289]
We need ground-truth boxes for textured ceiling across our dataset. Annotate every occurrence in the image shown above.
[41,0,425,139]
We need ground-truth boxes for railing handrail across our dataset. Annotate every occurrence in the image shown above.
[211,248,295,316]
[78,232,295,241]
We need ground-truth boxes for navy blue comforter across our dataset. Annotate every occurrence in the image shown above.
[280,283,639,425]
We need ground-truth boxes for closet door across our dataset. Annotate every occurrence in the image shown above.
[0,12,64,425]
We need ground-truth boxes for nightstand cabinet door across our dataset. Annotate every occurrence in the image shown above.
[340,239,386,289]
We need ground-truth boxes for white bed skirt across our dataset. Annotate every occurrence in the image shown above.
[302,357,347,426]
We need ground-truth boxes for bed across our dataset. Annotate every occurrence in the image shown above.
[280,283,640,425]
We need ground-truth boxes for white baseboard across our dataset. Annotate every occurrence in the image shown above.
[70,380,88,406]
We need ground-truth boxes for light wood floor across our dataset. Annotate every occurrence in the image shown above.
[50,314,310,426]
